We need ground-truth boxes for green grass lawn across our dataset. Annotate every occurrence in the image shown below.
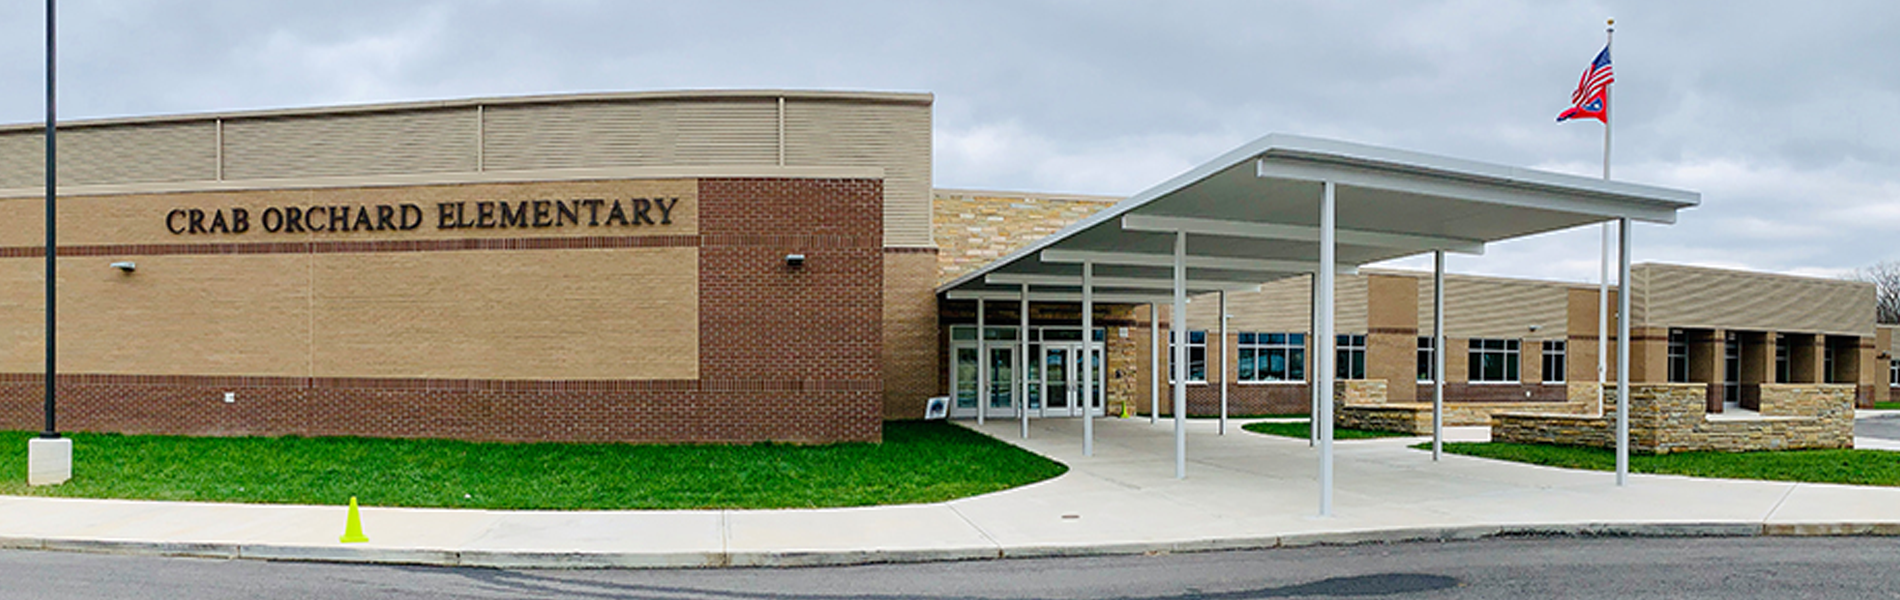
[1241,420,1418,440]
[1873,402,1900,410]
[1423,441,1900,487]
[0,421,1066,510]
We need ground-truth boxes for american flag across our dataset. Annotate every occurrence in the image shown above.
[1557,46,1613,123]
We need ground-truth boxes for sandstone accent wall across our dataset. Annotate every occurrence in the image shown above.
[932,190,1117,285]
[1336,405,1432,435]
[1492,383,1854,454]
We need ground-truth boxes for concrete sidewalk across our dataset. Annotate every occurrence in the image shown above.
[2,417,1898,568]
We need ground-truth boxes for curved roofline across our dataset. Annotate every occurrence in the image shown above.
[0,89,934,132]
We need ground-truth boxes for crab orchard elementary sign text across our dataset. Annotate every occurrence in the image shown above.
[165,198,681,235]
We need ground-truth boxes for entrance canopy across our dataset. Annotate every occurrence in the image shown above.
[936,133,1700,516]
[936,134,1698,300]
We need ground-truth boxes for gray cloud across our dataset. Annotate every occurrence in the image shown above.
[4,0,1896,280]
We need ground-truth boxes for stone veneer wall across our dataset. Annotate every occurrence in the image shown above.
[932,190,1117,285]
[1331,381,1431,434]
[1336,379,1597,433]
[1492,383,1855,454]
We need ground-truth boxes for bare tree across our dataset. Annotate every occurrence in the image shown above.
[1851,261,1900,324]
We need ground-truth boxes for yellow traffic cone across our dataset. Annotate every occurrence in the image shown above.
[340,496,369,543]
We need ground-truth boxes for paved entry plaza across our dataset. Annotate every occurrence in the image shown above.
[948,416,1900,548]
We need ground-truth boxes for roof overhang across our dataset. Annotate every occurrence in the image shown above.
[938,133,1699,300]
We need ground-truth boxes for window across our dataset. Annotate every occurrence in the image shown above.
[1467,339,1520,383]
[1238,333,1305,382]
[1891,359,1898,386]
[1171,330,1207,382]
[1775,335,1790,383]
[1667,330,1689,383]
[1417,336,1436,382]
[1542,340,1566,384]
[1336,334,1366,380]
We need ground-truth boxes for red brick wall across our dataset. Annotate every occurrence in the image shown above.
[0,177,887,444]
[697,178,884,442]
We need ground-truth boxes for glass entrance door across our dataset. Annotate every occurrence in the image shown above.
[1043,346,1070,415]
[952,345,978,416]
[988,345,1017,418]
[1040,343,1105,417]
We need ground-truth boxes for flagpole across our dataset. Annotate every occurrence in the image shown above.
[1601,18,1630,488]
[1596,19,1613,418]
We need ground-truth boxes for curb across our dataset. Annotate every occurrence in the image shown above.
[2,521,1895,569]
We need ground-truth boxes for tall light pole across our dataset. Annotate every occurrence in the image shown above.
[28,0,71,487]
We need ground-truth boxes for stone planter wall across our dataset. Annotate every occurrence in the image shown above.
[1492,383,1854,454]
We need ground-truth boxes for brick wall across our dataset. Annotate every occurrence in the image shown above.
[0,177,887,444]
[882,249,940,420]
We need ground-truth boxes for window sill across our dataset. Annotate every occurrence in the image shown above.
[1466,381,1524,385]
[1237,380,1306,386]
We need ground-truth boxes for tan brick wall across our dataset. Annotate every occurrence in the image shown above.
[882,249,941,419]
[1367,274,1419,402]
[0,248,698,380]
[0,176,886,444]
[0,179,700,247]
[1879,326,1894,403]
[932,189,1117,285]
[311,248,697,380]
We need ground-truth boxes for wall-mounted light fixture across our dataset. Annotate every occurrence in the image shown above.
[784,254,806,267]
[109,261,136,273]
[1528,324,1541,332]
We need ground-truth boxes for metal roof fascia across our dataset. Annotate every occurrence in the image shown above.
[936,133,1700,295]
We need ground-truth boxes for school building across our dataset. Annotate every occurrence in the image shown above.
[2,89,1890,445]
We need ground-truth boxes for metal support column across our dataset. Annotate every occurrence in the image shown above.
[1317,181,1337,516]
[1150,303,1159,425]
[1020,284,1030,439]
[1599,223,1609,416]
[1219,290,1228,435]
[1172,231,1188,479]
[1432,250,1446,461]
[1310,276,1319,447]
[976,298,986,426]
[1082,261,1094,457]
[1616,217,1632,486]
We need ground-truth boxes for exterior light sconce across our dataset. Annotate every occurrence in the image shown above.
[784,254,806,268]
[109,261,136,273]
[1528,325,1541,332]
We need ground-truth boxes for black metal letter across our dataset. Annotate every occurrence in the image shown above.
[632,198,654,225]
[655,197,677,225]
[401,204,423,230]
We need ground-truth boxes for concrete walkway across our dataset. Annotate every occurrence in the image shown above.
[2,417,1898,568]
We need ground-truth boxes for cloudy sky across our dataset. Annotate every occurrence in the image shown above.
[2,0,1895,283]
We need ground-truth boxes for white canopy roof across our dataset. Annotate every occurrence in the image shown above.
[938,134,1700,300]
